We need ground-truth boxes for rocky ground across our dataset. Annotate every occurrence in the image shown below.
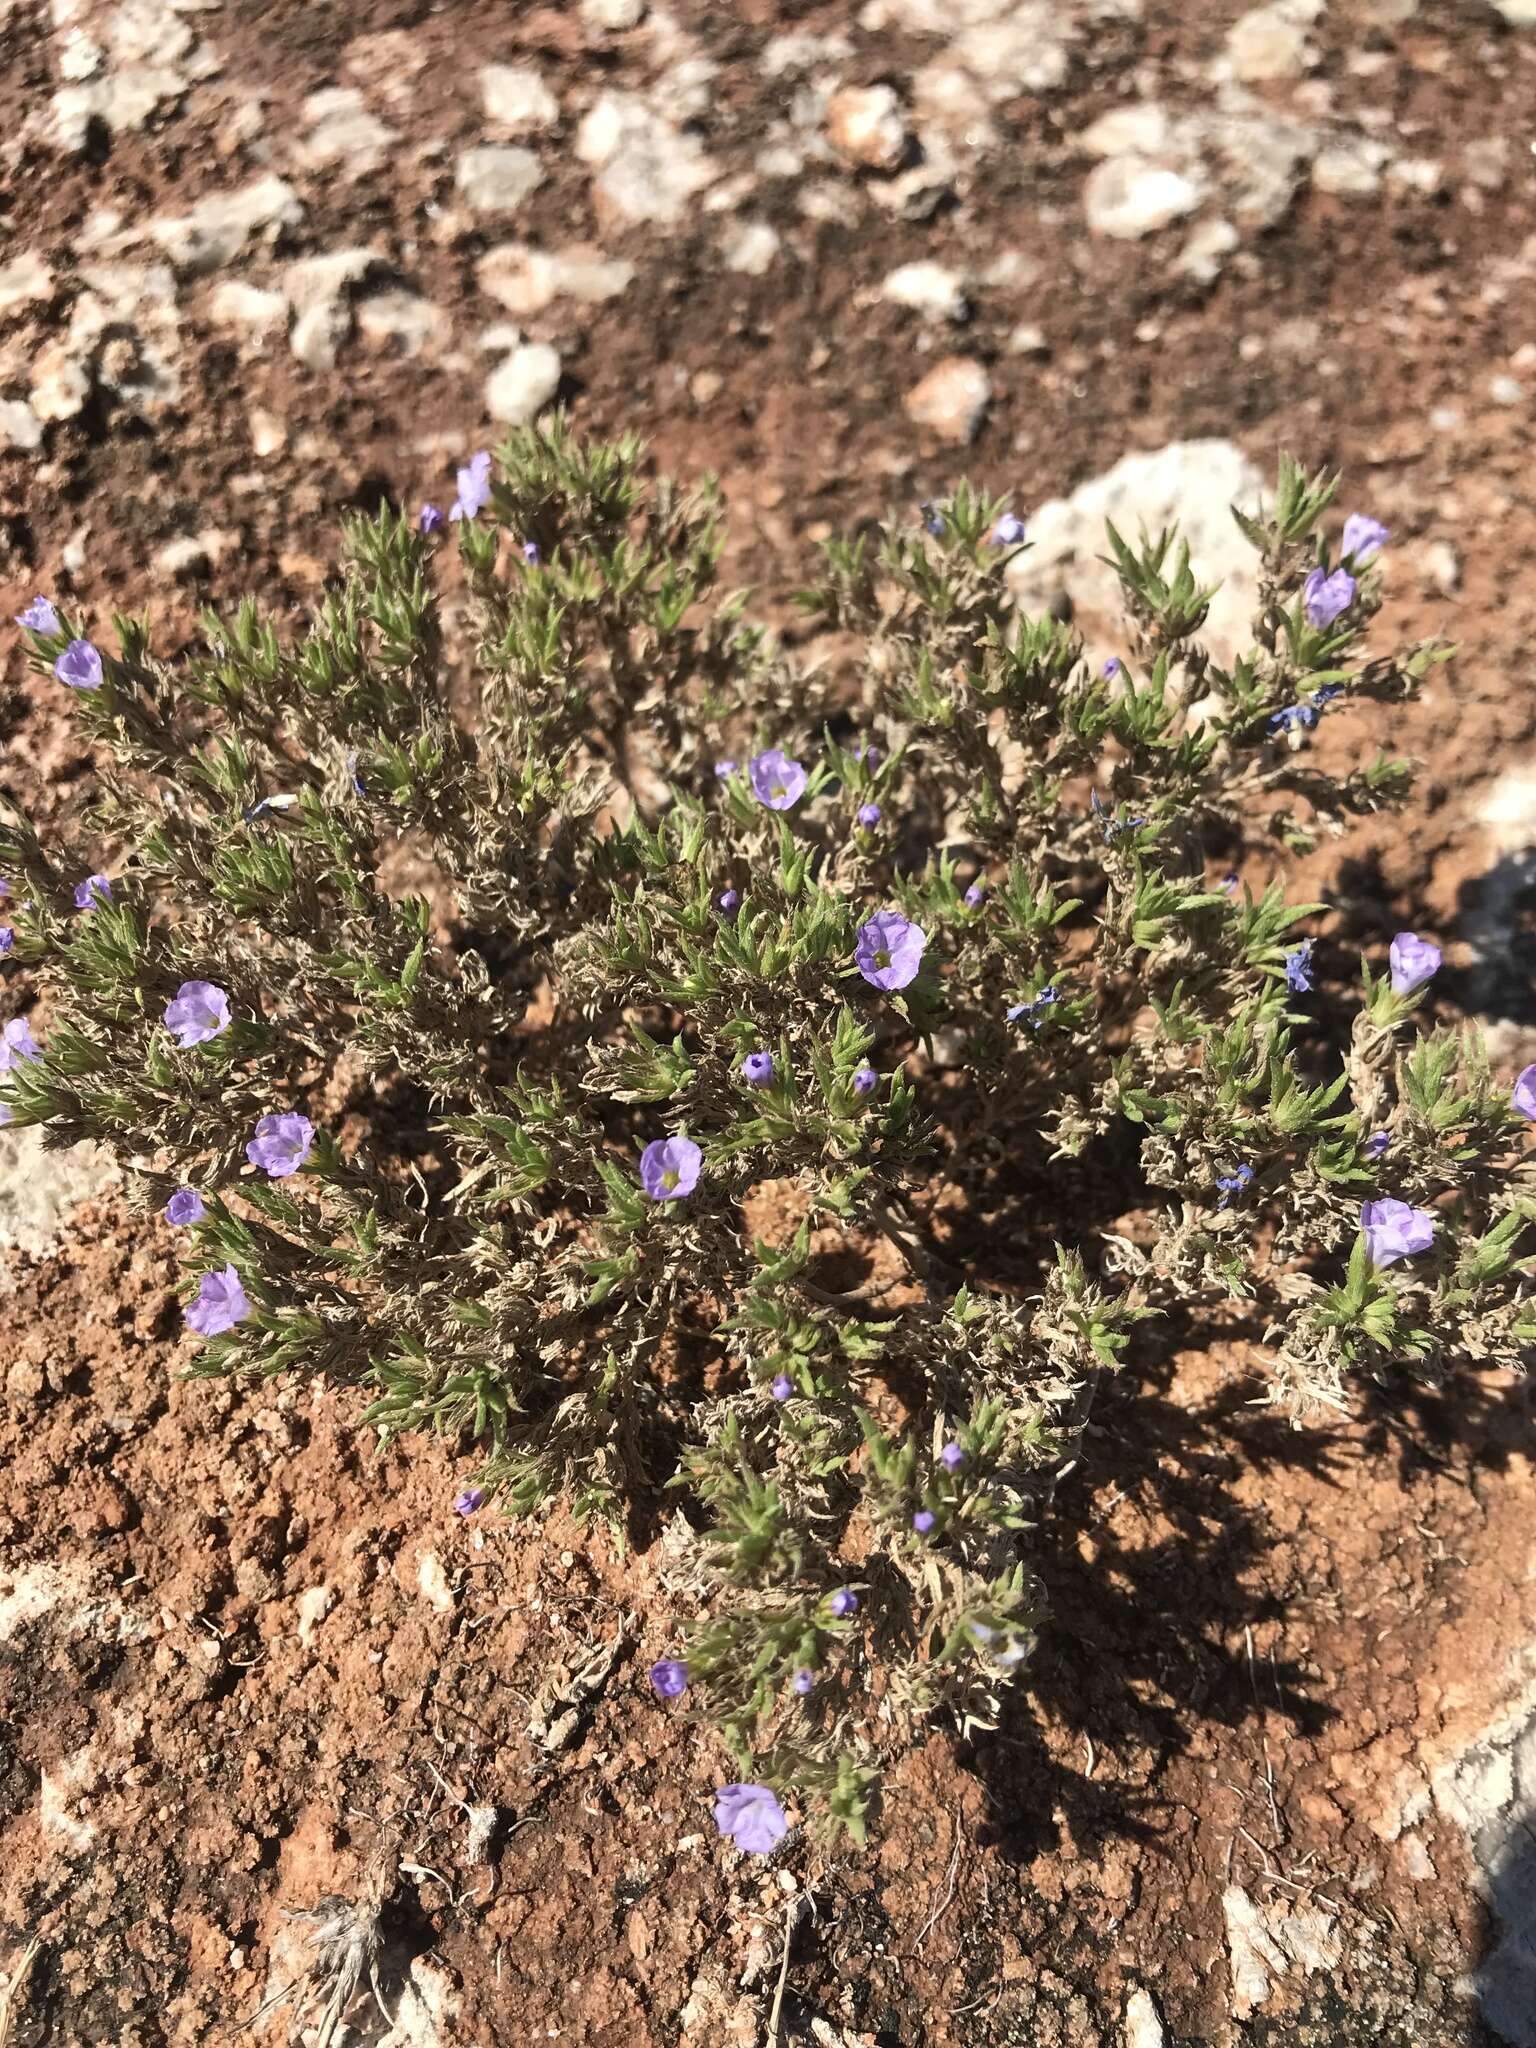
[5,0,1536,2042]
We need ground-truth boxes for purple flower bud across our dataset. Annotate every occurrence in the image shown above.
[919,501,944,538]
[770,1373,793,1400]
[963,882,986,908]
[712,1782,788,1856]
[0,1017,41,1070]
[73,873,111,911]
[718,887,740,913]
[1360,1197,1436,1268]
[55,639,104,690]
[1284,941,1314,995]
[853,742,881,767]
[748,748,808,812]
[1302,566,1357,630]
[1363,1130,1391,1160]
[855,911,926,992]
[714,759,736,779]
[521,540,541,564]
[246,1111,315,1179]
[164,980,232,1049]
[851,1064,878,1096]
[1101,657,1123,679]
[1215,1163,1254,1208]
[450,449,492,522]
[856,802,881,828]
[639,1135,701,1201]
[826,1588,859,1618]
[1341,513,1389,565]
[742,1050,774,1086]
[649,1657,689,1698]
[0,928,12,956]
[1389,931,1441,996]
[165,1187,205,1227]
[990,513,1027,547]
[791,1668,814,1695]
[419,503,444,535]
[912,1509,936,1535]
[940,1441,964,1472]
[185,1264,250,1337]
[454,1487,486,1517]
[1514,1065,1536,1122]
[15,597,59,634]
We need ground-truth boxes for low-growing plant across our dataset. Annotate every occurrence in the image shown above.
[5,429,1534,1850]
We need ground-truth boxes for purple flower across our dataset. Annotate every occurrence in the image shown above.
[791,1668,814,1696]
[1363,1130,1391,1160]
[713,1783,788,1856]
[1389,931,1441,996]
[990,513,1026,546]
[963,882,986,908]
[0,1017,41,1070]
[649,1658,689,1698]
[1215,1163,1253,1208]
[1341,513,1389,565]
[748,748,807,812]
[912,1509,936,1535]
[826,1589,859,1618]
[1360,1198,1436,1268]
[419,503,444,535]
[15,597,59,634]
[919,501,944,538]
[164,980,232,1049]
[1284,941,1314,995]
[714,759,736,779]
[73,873,111,911]
[521,540,541,565]
[1302,566,1357,629]
[742,1050,775,1086]
[1268,701,1319,736]
[185,1264,250,1337]
[940,1442,965,1472]
[851,1064,878,1096]
[855,911,926,992]
[246,1112,315,1178]
[54,638,103,690]
[1514,1065,1536,1122]
[1090,790,1145,842]
[856,802,881,828]
[1101,657,1123,679]
[770,1373,793,1400]
[718,888,740,913]
[1007,986,1058,1029]
[165,1187,205,1227]
[640,1135,701,1201]
[853,742,881,767]
[450,450,492,522]
[454,1487,486,1517]
[0,928,11,956]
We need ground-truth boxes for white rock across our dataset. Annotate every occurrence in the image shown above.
[1225,3,1315,83]
[903,355,990,443]
[296,1585,336,1645]
[1386,155,1445,196]
[1312,136,1390,196]
[1007,440,1267,663]
[722,220,781,275]
[0,251,54,317]
[0,1127,117,1287]
[108,0,194,69]
[1084,157,1203,239]
[1493,0,1536,22]
[455,144,545,215]
[1464,136,1510,192]
[151,175,303,276]
[1007,321,1048,355]
[1124,1987,1167,2048]
[249,407,285,456]
[1082,102,1172,159]
[486,341,562,424]
[290,299,351,372]
[417,1551,455,1613]
[53,68,187,147]
[284,247,379,313]
[826,83,908,170]
[575,94,716,223]
[1491,374,1524,406]
[1176,215,1239,284]
[882,260,968,322]
[476,242,632,316]
[299,86,395,177]
[154,530,234,578]
[58,28,103,79]
[581,0,646,24]
[29,344,91,423]
[1200,97,1314,226]
[356,288,447,356]
[0,400,42,451]
[207,279,289,337]
[480,63,559,130]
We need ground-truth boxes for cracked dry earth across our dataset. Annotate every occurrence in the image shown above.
[6,0,1536,2041]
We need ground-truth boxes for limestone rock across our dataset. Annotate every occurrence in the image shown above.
[151,176,303,276]
[575,93,716,223]
[826,83,909,170]
[722,221,781,275]
[476,243,633,317]
[1084,156,1203,239]
[480,64,560,130]
[455,144,545,215]
[882,260,968,322]
[486,341,562,424]
[299,87,396,177]
[903,355,990,443]
[0,252,54,318]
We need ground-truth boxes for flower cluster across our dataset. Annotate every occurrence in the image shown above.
[4,431,1529,1854]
